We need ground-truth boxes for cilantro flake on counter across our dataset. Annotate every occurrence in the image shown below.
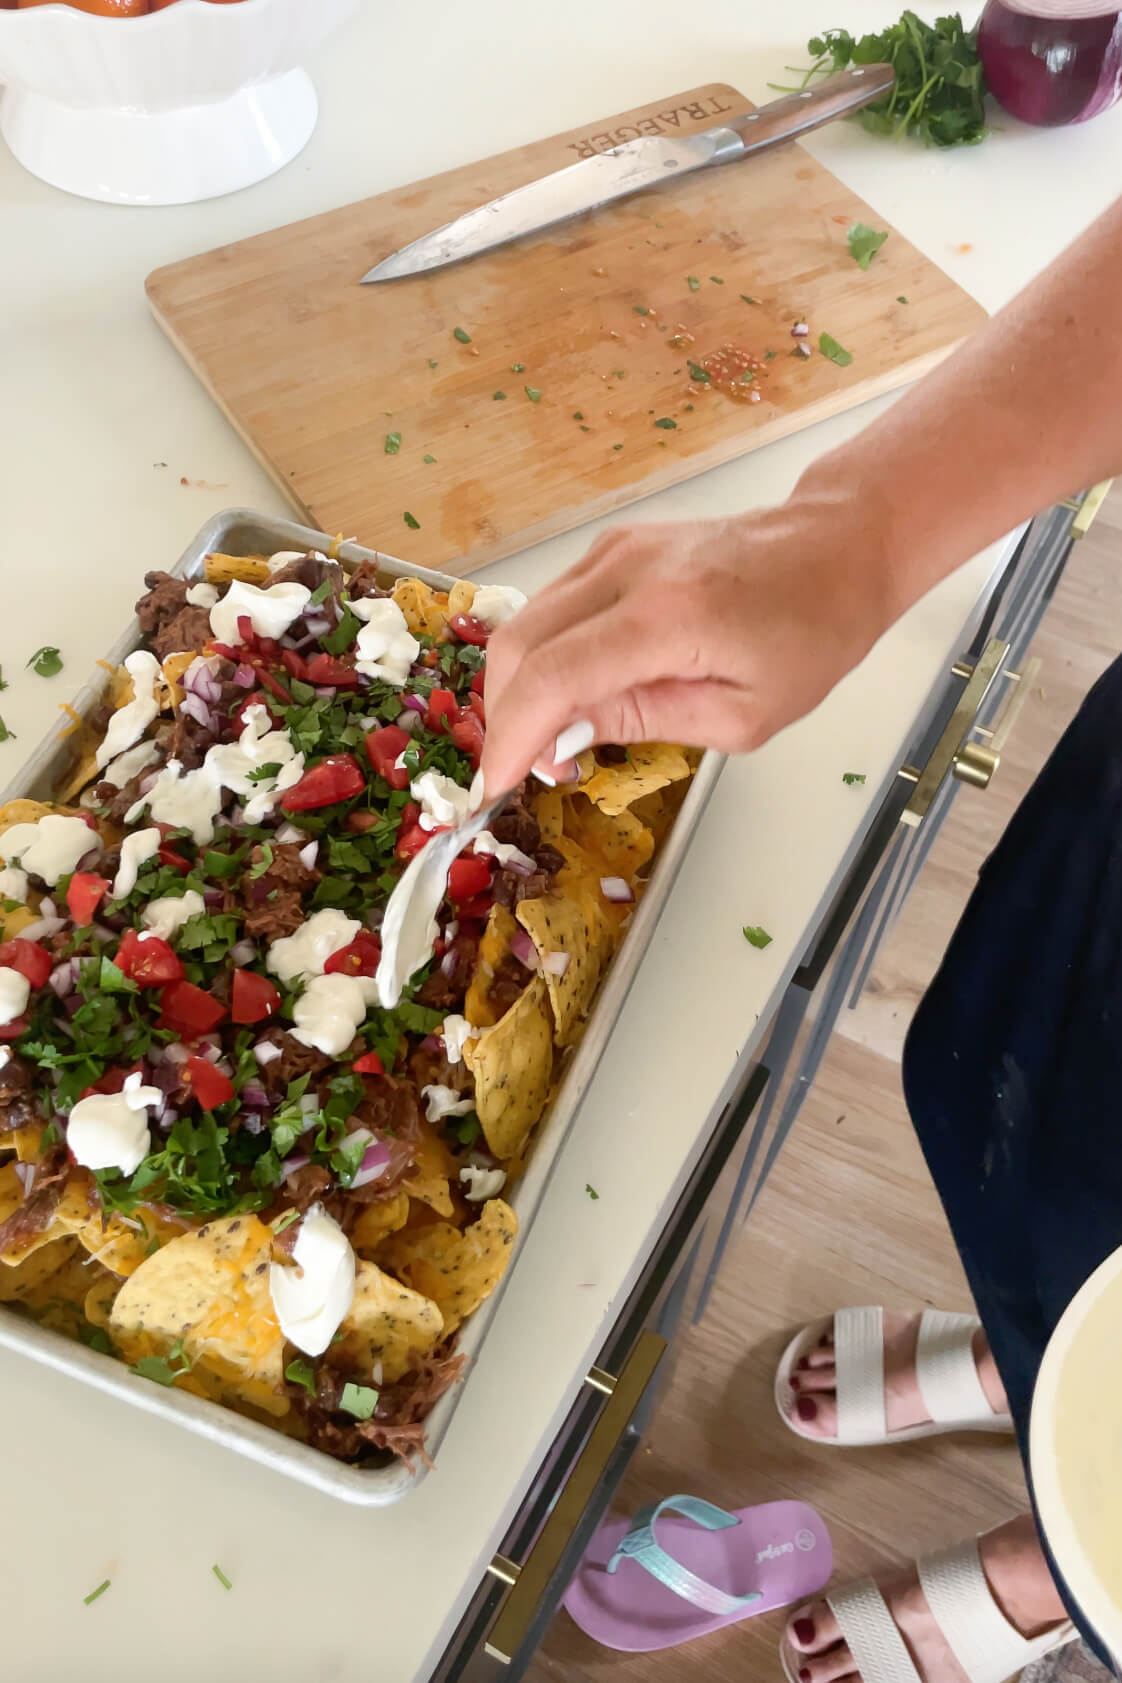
[212,1565,233,1592]
[493,391,507,401]
[742,925,773,950]
[83,1580,111,1608]
[0,716,16,743]
[403,512,421,530]
[384,431,402,454]
[653,417,677,430]
[524,386,542,403]
[585,1183,599,1200]
[709,275,724,284]
[510,362,525,373]
[842,772,867,786]
[27,645,63,678]
[687,275,700,291]
[741,294,760,305]
[847,223,889,271]
[819,333,853,367]
[897,295,909,304]
[339,1382,380,1420]
[428,358,438,369]
[424,454,437,464]
[634,305,650,316]
[452,327,472,344]
[0,666,6,692]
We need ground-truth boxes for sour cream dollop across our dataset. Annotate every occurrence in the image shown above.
[141,889,206,943]
[97,650,162,770]
[266,909,361,985]
[469,584,528,630]
[351,597,419,687]
[0,968,30,1027]
[209,580,311,646]
[289,974,377,1056]
[67,1071,162,1176]
[440,1014,474,1066]
[268,1205,356,1357]
[411,770,474,833]
[422,1083,475,1124]
[0,814,100,886]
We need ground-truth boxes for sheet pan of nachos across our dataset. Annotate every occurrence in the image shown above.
[0,511,722,1503]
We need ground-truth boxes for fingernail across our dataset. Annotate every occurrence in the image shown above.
[468,769,485,810]
[796,1356,810,1371]
[793,1617,816,1645]
[799,1669,812,1682]
[790,1375,801,1391]
[553,718,595,763]
[795,1396,818,1423]
[530,765,557,787]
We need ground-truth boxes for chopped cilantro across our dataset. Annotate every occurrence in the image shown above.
[285,1357,316,1393]
[99,958,137,996]
[428,358,438,369]
[653,417,677,430]
[79,1324,113,1356]
[247,761,282,784]
[83,1581,111,1607]
[403,512,421,530]
[634,305,650,315]
[0,666,6,691]
[203,848,244,879]
[573,411,584,421]
[339,1382,380,1420]
[384,431,402,454]
[687,276,700,290]
[764,349,777,360]
[273,1208,301,1236]
[612,443,623,451]
[687,363,711,383]
[897,294,909,304]
[452,326,472,344]
[423,454,437,464]
[248,841,273,882]
[321,604,361,655]
[741,294,759,305]
[0,714,19,743]
[492,390,506,401]
[510,362,525,373]
[819,332,853,367]
[308,580,333,607]
[212,1565,233,1592]
[524,386,542,403]
[451,1112,481,1145]
[842,771,867,785]
[131,1337,192,1387]
[585,1183,599,1200]
[709,275,724,284]
[27,645,63,677]
[742,925,773,949]
[847,223,889,271]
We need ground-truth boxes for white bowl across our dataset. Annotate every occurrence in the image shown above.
[0,0,360,204]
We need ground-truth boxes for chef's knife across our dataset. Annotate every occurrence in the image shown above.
[361,64,895,285]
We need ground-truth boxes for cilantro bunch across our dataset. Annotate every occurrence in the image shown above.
[783,12,987,148]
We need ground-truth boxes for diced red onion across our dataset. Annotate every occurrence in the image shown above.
[39,897,57,920]
[254,1040,282,1066]
[440,949,458,979]
[303,615,332,637]
[164,1041,190,1065]
[152,1062,182,1096]
[242,1112,265,1135]
[542,951,571,977]
[49,962,76,998]
[241,1081,270,1108]
[201,1043,223,1065]
[791,321,809,337]
[18,916,66,941]
[184,657,222,704]
[351,1139,392,1190]
[233,664,256,689]
[180,692,213,730]
[364,905,384,932]
[314,687,336,701]
[77,849,102,872]
[12,1161,35,1195]
[420,1034,441,1052]
[510,928,537,968]
[276,823,308,846]
[396,710,422,735]
[230,939,257,966]
[502,849,537,877]
[138,771,160,796]
[156,1108,178,1133]
[289,630,319,653]
[298,841,319,871]
[600,876,634,903]
[282,1154,310,1180]
[203,889,225,910]
[229,805,245,826]
[444,919,459,941]
[402,694,427,716]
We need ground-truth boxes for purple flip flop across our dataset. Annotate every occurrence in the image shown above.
[563,1493,833,1652]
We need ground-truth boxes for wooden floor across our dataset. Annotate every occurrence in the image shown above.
[527,486,1122,1683]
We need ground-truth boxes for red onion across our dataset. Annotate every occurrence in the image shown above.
[501,848,536,877]
[600,876,634,903]
[242,1112,266,1135]
[164,1041,190,1065]
[396,711,422,735]
[542,951,571,977]
[298,841,319,871]
[203,889,225,910]
[254,1040,282,1066]
[402,694,428,716]
[138,771,160,795]
[793,343,812,360]
[233,664,256,689]
[364,906,384,932]
[791,321,809,337]
[440,949,458,979]
[180,692,214,730]
[314,687,337,701]
[156,1108,178,1133]
[12,1161,35,1195]
[304,615,332,637]
[351,1138,392,1190]
[184,659,222,705]
[241,1081,270,1108]
[18,916,66,941]
[420,1033,442,1052]
[444,919,459,941]
[979,1,1122,126]
[152,1062,182,1096]
[510,928,537,969]
[276,823,308,846]
[282,1154,310,1180]
[39,896,57,920]
[230,939,258,966]
[77,849,103,872]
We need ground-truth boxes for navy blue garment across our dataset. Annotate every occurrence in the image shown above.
[903,651,1122,1666]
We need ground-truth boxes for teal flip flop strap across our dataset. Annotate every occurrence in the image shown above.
[606,1494,762,1616]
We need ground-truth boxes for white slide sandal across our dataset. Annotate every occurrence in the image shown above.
[775,1307,1015,1446]
[779,1533,1077,1683]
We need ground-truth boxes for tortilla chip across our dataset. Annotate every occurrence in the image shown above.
[160,650,198,712]
[76,1206,191,1279]
[11,1246,95,1336]
[85,1274,121,1332]
[56,748,101,805]
[534,786,564,844]
[0,1125,43,1164]
[334,1259,444,1383]
[392,578,450,638]
[0,1171,102,1267]
[515,892,608,1044]
[464,903,522,1030]
[580,743,692,817]
[203,552,271,587]
[378,1200,517,1335]
[465,976,553,1160]
[350,1193,410,1255]
[562,793,654,880]
[400,1124,457,1219]
[0,1236,77,1302]
[0,799,56,838]
[109,1214,288,1419]
[447,580,477,619]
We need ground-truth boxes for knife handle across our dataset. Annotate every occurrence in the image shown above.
[729,63,896,154]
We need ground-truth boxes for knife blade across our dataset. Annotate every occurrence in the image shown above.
[361,64,894,285]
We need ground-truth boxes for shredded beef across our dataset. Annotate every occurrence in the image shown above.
[344,1077,423,1202]
[152,605,214,663]
[254,1027,334,1099]
[135,570,188,634]
[488,786,541,857]
[489,952,531,1018]
[269,555,345,598]
[415,931,479,1008]
[279,1164,334,1216]
[241,843,321,941]
[168,709,217,770]
[491,844,565,909]
[408,1045,468,1095]
[0,1055,38,1130]
[294,1345,467,1465]
[0,1148,69,1254]
[90,772,150,824]
[345,561,389,600]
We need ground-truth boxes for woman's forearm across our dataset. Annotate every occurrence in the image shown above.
[796,193,1122,621]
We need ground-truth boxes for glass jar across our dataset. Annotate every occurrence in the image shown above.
[978,0,1122,125]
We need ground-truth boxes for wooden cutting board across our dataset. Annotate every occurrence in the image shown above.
[147,84,986,574]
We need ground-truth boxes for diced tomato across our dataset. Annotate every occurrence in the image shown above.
[115,930,183,988]
[455,894,493,923]
[395,820,440,862]
[324,931,382,979]
[470,669,486,698]
[0,940,52,990]
[80,812,101,835]
[206,641,239,662]
[0,1016,28,1043]
[304,653,361,689]
[365,724,412,790]
[281,755,366,813]
[468,689,486,724]
[448,614,490,647]
[158,843,193,875]
[353,1051,385,1076]
[230,969,282,1025]
[232,691,282,733]
[237,614,255,647]
[78,1063,144,1102]
[185,1054,235,1111]
[450,711,485,767]
[426,688,459,733]
[66,872,110,928]
[252,666,293,706]
[281,648,309,680]
[156,980,227,1038]
[448,855,492,903]
[235,616,278,659]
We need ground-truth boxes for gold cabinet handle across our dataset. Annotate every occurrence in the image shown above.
[483,1331,667,1664]
[897,637,1010,827]
[953,654,1041,791]
[1072,479,1113,538]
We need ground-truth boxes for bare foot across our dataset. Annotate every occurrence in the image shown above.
[790,1312,1008,1441]
[785,1515,1069,1683]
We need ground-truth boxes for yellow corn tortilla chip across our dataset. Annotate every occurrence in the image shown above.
[534,786,564,844]
[160,650,198,712]
[56,750,101,806]
[392,578,450,638]
[12,1247,96,1337]
[0,1171,102,1267]
[447,580,477,619]
[109,1214,288,1419]
[378,1200,517,1336]
[334,1259,444,1383]
[203,552,271,587]
[400,1124,457,1219]
[0,799,57,838]
[580,743,692,817]
[464,902,521,1030]
[515,892,609,1045]
[465,976,554,1161]
[350,1193,410,1255]
[85,1274,121,1333]
[76,1205,191,1279]
[563,793,654,880]
[0,1236,78,1302]
[0,1125,43,1163]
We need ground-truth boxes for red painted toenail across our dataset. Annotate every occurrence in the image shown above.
[790,1375,801,1390]
[818,1333,830,1346]
[796,1396,818,1422]
[797,1355,810,1370]
[793,1618,815,1645]
[799,1669,812,1682]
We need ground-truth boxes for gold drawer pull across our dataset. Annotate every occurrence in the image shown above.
[898,637,1010,826]
[954,654,1041,790]
[483,1331,667,1664]
[1072,479,1113,538]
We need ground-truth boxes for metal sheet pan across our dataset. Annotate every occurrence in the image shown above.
[0,508,723,1504]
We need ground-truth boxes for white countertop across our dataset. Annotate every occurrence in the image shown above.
[4,5,1122,1679]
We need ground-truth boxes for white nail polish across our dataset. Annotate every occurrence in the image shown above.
[554,718,595,764]
[531,765,557,788]
[468,769,485,811]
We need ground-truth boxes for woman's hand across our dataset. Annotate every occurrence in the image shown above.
[480,488,898,796]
